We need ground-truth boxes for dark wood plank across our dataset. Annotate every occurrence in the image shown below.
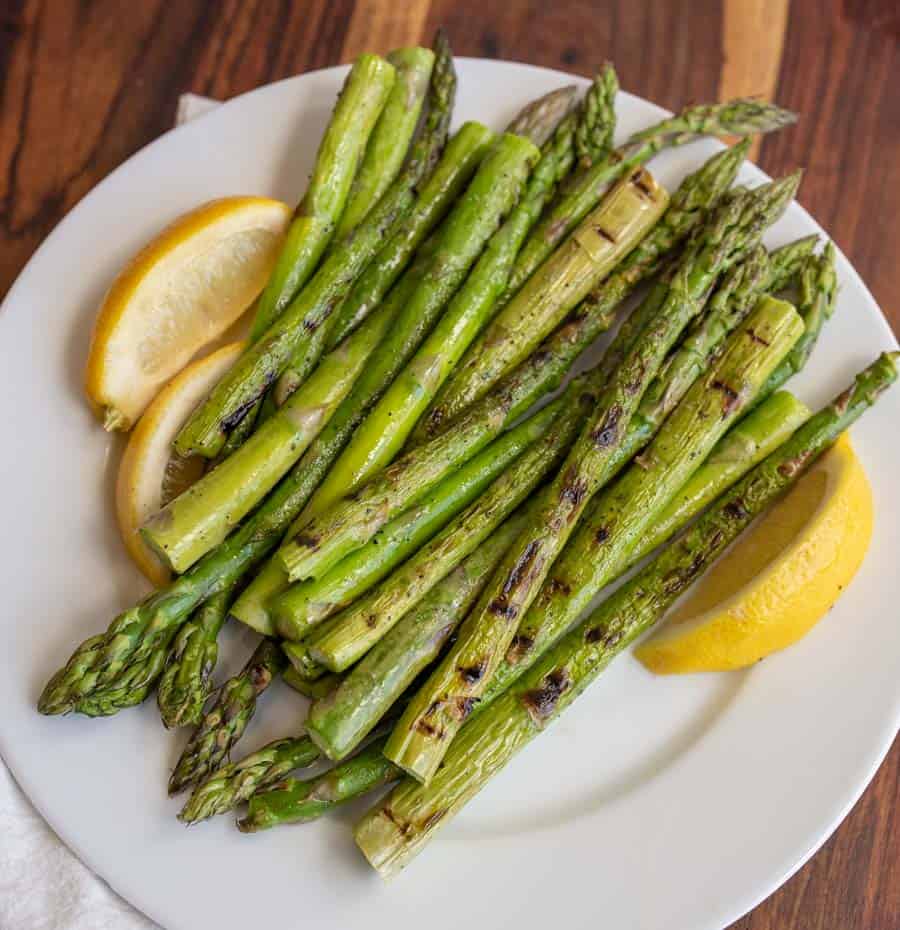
[0,3,896,928]
[758,0,900,326]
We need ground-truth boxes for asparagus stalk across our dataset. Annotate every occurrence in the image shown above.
[227,248,442,633]
[305,397,586,674]
[485,248,835,702]
[142,302,398,573]
[333,48,436,241]
[174,50,457,459]
[282,667,343,700]
[178,735,320,824]
[298,132,541,514]
[415,142,749,442]
[633,390,809,562]
[240,741,399,831]
[248,54,397,339]
[573,64,618,166]
[287,82,571,393]
[385,296,803,782]
[268,402,560,640]
[157,591,229,729]
[552,235,816,523]
[404,166,667,436]
[306,514,527,760]
[325,124,491,351]
[504,85,578,146]
[37,274,416,717]
[757,242,838,401]
[169,639,286,795]
[356,353,898,877]
[506,99,797,303]
[283,641,326,682]
[32,152,739,718]
[277,369,590,584]
[259,390,809,819]
[301,75,615,496]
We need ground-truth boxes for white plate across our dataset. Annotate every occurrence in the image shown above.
[0,59,897,930]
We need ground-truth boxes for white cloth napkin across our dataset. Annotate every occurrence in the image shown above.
[0,93,219,930]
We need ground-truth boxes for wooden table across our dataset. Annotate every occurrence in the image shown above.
[1,1,897,927]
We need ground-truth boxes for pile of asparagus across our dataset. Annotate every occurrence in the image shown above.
[39,33,898,878]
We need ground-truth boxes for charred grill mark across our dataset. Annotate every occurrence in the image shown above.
[711,379,740,415]
[415,718,443,739]
[292,533,320,551]
[507,633,534,663]
[521,668,571,722]
[382,806,412,837]
[559,473,589,507]
[594,525,610,545]
[723,498,750,521]
[833,386,854,415]
[419,809,446,832]
[633,170,656,199]
[547,217,568,242]
[746,327,771,347]
[584,625,623,648]
[778,450,812,478]
[457,660,487,684]
[365,614,378,629]
[590,403,623,447]
[596,225,617,244]
[547,577,571,597]
[487,598,520,620]
[454,697,477,720]
[624,359,647,395]
[489,540,544,619]
[660,532,723,596]
[221,387,269,434]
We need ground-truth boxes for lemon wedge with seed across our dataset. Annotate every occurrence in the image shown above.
[636,435,873,674]
[86,196,291,431]
[116,342,244,586]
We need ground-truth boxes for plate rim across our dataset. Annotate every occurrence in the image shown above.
[1,57,897,930]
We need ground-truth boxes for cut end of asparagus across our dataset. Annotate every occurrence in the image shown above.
[354,805,413,880]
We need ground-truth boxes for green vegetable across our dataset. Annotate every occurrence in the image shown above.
[302,75,612,492]
[506,98,797,303]
[421,166,668,429]
[268,403,559,640]
[178,735,320,824]
[249,54,397,339]
[240,742,399,831]
[415,142,749,441]
[302,132,541,514]
[304,399,585,673]
[334,47,435,240]
[142,304,397,573]
[168,639,286,795]
[355,352,898,878]
[174,47,457,458]
[306,514,527,760]
[157,591,229,729]
[385,296,803,783]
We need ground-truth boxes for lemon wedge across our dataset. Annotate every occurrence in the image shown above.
[86,196,291,431]
[636,435,873,673]
[116,342,244,586]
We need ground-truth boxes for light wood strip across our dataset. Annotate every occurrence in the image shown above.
[340,0,432,60]
[719,0,790,161]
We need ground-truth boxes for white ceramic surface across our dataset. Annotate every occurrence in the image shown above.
[0,60,897,930]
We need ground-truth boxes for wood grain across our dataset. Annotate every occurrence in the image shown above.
[719,0,790,160]
[0,2,896,928]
